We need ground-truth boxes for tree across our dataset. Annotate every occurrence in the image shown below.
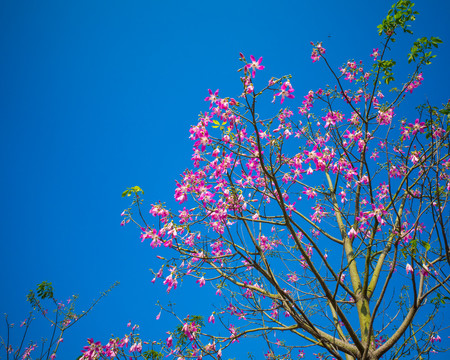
[83,1,449,359]
[0,282,117,360]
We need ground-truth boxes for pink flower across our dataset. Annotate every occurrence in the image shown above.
[369,204,388,225]
[205,89,219,108]
[406,264,413,275]
[129,342,142,353]
[302,187,317,200]
[431,334,441,343]
[228,324,239,343]
[244,55,265,78]
[409,118,426,135]
[348,228,358,240]
[156,311,161,320]
[182,321,199,341]
[377,108,394,125]
[370,48,379,61]
[208,314,215,323]
[163,272,178,293]
[121,335,129,347]
[212,147,220,157]
[310,42,326,62]
[276,81,295,104]
[340,191,347,203]
[285,202,296,216]
[197,276,206,287]
[166,335,173,348]
[419,264,430,277]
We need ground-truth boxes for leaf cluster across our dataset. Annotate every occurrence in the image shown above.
[377,0,418,37]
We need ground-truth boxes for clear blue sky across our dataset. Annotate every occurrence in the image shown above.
[1,0,449,358]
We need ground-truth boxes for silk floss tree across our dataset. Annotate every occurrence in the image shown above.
[114,1,449,359]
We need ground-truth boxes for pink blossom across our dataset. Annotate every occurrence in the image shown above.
[208,314,215,323]
[370,48,379,61]
[348,228,358,240]
[389,165,402,178]
[431,334,441,343]
[244,55,265,78]
[432,126,446,139]
[406,264,413,274]
[228,324,239,343]
[311,204,327,223]
[166,335,173,348]
[302,187,317,200]
[369,204,387,224]
[212,147,220,157]
[345,72,355,82]
[275,81,295,105]
[310,42,326,62]
[204,89,219,108]
[285,202,296,216]
[81,339,102,359]
[322,111,343,128]
[129,342,142,353]
[409,118,426,135]
[406,73,423,93]
[419,264,430,277]
[377,108,394,125]
[197,276,206,287]
[182,321,199,341]
[163,272,178,293]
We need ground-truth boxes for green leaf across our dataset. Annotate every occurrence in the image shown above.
[431,36,443,44]
[131,186,144,194]
[122,190,130,197]
[143,350,163,360]
[410,239,418,254]
[36,281,54,300]
[422,241,431,252]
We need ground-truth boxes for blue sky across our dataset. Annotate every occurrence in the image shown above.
[1,0,449,358]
